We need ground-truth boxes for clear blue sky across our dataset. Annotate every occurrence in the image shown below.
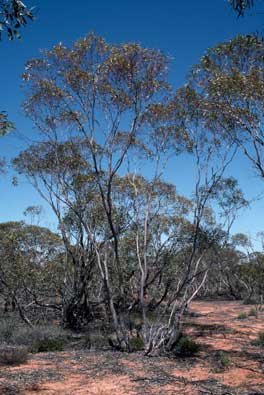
[1,0,264,247]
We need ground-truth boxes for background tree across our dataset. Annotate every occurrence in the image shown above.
[0,221,63,326]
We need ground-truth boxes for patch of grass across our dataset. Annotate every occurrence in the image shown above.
[173,336,200,357]
[0,345,28,365]
[237,312,247,320]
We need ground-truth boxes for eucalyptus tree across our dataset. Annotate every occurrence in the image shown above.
[14,31,249,353]
[14,33,175,347]
[185,35,264,180]
[14,32,248,353]
[134,85,248,354]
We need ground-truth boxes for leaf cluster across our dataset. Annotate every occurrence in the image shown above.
[0,0,34,40]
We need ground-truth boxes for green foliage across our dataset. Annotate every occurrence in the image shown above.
[237,312,247,320]
[173,336,200,357]
[33,338,64,352]
[0,321,69,353]
[0,345,28,365]
[12,326,68,353]
[0,0,34,40]
[11,32,250,353]
[253,331,264,346]
[248,308,258,318]
[129,336,144,352]
[218,351,231,368]
[0,221,64,321]
[0,111,14,135]
[188,34,264,181]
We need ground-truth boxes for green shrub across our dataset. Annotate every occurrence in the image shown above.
[218,351,231,368]
[237,312,247,320]
[26,327,67,353]
[252,331,264,346]
[0,345,28,365]
[34,338,64,352]
[129,336,144,351]
[173,336,200,357]
[248,308,258,318]
[0,324,68,353]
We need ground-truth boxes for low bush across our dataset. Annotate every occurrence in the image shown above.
[252,331,264,347]
[237,312,247,320]
[129,336,144,351]
[218,351,231,368]
[0,345,28,365]
[173,336,200,357]
[0,322,69,353]
[33,338,64,352]
[248,308,258,318]
[14,326,67,353]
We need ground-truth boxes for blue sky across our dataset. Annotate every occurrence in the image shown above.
[1,0,264,247]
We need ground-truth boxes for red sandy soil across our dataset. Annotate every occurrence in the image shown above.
[1,300,264,395]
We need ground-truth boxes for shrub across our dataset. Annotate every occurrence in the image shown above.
[218,351,231,368]
[237,312,247,320]
[248,308,258,318]
[173,336,200,357]
[0,345,28,365]
[129,336,144,351]
[252,331,264,346]
[0,325,68,352]
[26,327,67,353]
[34,338,64,352]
